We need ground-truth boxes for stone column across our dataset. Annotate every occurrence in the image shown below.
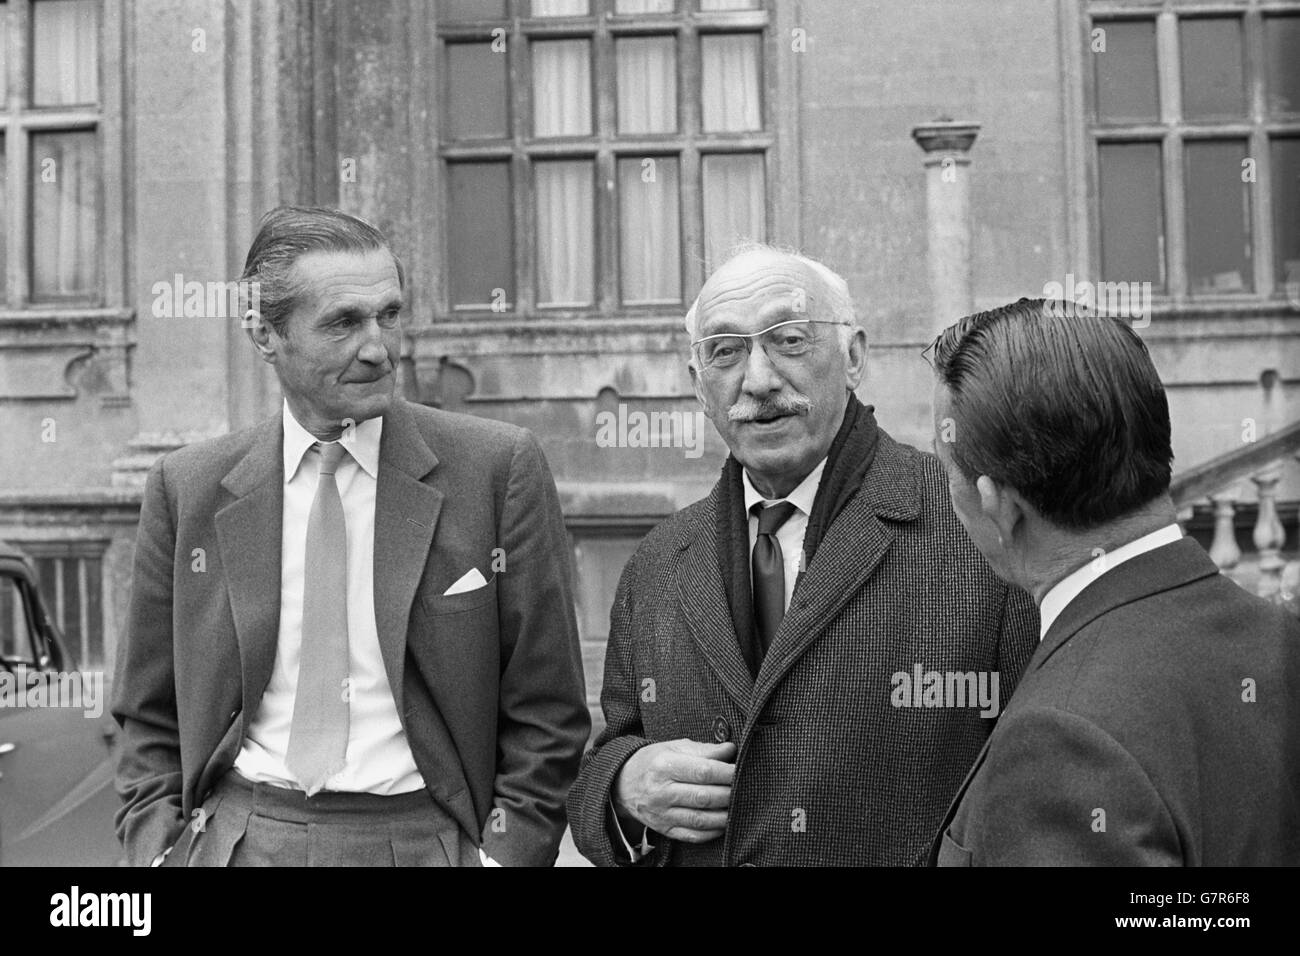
[112,0,288,487]
[911,118,980,335]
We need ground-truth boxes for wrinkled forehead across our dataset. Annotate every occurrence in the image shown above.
[695,255,828,336]
[291,249,402,312]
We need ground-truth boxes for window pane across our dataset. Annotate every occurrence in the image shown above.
[619,156,680,303]
[446,43,509,140]
[701,0,759,9]
[532,0,588,14]
[1185,140,1253,294]
[447,162,514,308]
[0,8,8,105]
[32,0,98,106]
[617,37,677,134]
[60,558,81,662]
[532,40,591,137]
[1265,16,1300,115]
[1092,19,1158,121]
[84,555,103,668]
[701,34,762,132]
[1180,18,1245,120]
[1098,142,1164,290]
[440,0,506,18]
[1270,138,1300,293]
[703,153,765,273]
[536,160,594,306]
[32,131,100,298]
[34,558,55,605]
[0,575,35,663]
[0,135,5,296]
[615,0,675,12]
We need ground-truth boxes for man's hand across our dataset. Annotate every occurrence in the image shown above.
[613,739,736,844]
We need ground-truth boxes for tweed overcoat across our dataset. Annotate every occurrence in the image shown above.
[568,427,1040,866]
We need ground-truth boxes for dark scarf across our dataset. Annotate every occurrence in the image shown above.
[714,393,881,678]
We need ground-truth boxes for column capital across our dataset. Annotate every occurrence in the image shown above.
[911,118,981,155]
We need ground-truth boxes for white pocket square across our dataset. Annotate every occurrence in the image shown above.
[443,567,488,596]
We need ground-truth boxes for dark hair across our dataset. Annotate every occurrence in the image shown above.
[239,205,405,336]
[929,297,1173,530]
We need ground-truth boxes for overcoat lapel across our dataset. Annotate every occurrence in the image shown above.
[677,493,755,709]
[751,435,921,713]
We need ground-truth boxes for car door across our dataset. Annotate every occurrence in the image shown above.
[0,566,123,866]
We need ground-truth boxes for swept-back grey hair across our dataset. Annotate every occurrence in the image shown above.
[684,243,861,359]
[240,205,405,337]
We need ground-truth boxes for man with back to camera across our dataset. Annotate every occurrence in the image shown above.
[113,206,589,866]
[927,297,1300,865]
[567,244,1040,866]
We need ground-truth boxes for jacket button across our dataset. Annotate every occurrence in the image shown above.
[711,715,732,744]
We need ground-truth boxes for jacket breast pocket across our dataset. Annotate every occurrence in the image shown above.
[418,574,498,616]
[410,574,500,699]
[936,829,973,867]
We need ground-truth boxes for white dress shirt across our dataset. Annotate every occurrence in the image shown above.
[233,402,426,794]
[742,458,827,611]
[1037,523,1184,640]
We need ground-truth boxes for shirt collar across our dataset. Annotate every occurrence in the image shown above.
[1037,522,1183,640]
[742,457,827,518]
[282,400,383,482]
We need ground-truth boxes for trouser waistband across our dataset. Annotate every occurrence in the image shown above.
[213,770,435,824]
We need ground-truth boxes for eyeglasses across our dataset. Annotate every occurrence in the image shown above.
[691,318,846,371]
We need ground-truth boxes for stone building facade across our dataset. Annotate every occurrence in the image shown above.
[1,0,1296,732]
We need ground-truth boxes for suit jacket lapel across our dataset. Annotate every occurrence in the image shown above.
[1033,537,1220,674]
[752,433,921,709]
[677,492,755,710]
[372,399,443,715]
[214,418,285,721]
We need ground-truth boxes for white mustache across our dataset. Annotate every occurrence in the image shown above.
[727,393,814,422]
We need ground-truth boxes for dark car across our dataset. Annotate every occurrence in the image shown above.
[0,540,123,866]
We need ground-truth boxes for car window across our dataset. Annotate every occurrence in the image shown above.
[0,573,40,668]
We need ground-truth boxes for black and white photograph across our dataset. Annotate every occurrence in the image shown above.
[0,0,1296,932]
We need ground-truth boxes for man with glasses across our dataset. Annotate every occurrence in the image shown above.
[567,244,1038,866]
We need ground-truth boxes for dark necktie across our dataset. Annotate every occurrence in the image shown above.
[286,441,351,796]
[751,501,798,657]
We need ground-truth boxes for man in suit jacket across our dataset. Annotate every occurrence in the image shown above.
[112,206,589,867]
[927,297,1300,865]
[567,245,1039,866]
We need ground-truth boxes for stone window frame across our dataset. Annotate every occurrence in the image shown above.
[1074,0,1300,310]
[0,0,130,405]
[0,0,128,315]
[429,0,797,324]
